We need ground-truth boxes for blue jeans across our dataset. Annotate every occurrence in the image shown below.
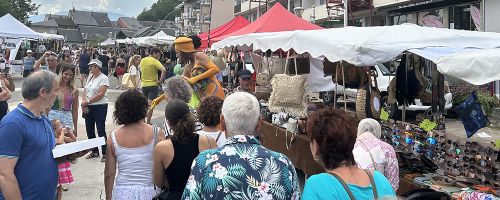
[85,104,108,155]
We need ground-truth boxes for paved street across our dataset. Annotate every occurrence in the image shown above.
[6,72,500,200]
[8,73,167,200]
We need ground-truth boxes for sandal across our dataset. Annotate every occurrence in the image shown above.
[85,152,99,159]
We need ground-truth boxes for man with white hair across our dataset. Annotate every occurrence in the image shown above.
[182,92,300,200]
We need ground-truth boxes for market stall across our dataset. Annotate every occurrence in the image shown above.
[213,24,500,198]
[132,31,175,47]
[212,3,323,43]
[197,16,250,50]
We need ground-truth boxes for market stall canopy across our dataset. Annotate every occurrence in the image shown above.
[197,16,250,49]
[213,24,500,85]
[116,38,133,44]
[212,3,323,42]
[0,14,42,39]
[99,38,115,46]
[39,33,65,40]
[132,31,175,46]
[409,47,500,85]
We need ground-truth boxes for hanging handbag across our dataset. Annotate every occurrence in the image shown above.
[356,68,381,119]
[268,52,308,118]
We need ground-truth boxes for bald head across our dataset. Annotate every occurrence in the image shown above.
[22,70,59,100]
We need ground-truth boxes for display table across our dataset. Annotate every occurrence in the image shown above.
[260,121,324,176]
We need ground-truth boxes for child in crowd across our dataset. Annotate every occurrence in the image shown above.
[52,119,77,200]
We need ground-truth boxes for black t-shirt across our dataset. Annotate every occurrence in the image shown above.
[98,55,110,68]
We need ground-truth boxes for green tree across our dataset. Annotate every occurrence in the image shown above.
[137,0,181,21]
[0,0,38,24]
[10,0,39,24]
[0,0,12,17]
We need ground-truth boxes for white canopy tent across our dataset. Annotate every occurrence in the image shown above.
[99,38,115,46]
[132,31,175,46]
[0,13,42,39]
[212,24,500,85]
[116,38,133,44]
[39,32,64,40]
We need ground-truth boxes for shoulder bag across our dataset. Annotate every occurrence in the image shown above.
[328,169,379,200]
[152,125,170,200]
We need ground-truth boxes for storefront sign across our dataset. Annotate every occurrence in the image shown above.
[398,0,435,9]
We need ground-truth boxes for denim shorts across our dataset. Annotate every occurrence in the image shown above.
[48,109,74,130]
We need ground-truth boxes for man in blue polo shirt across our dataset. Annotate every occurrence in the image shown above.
[0,70,60,200]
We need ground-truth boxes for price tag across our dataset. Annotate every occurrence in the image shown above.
[419,119,437,132]
[380,108,389,121]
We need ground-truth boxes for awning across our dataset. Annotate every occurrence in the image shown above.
[197,16,250,49]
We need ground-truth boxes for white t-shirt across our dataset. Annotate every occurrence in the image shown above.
[128,65,141,88]
[85,73,109,105]
[196,130,227,147]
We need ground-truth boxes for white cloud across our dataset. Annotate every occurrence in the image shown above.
[33,0,157,16]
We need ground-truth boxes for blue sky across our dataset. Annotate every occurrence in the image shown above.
[33,0,157,17]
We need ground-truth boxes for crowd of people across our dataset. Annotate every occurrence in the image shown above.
[0,35,401,200]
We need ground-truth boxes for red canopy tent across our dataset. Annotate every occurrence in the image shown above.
[198,16,250,49]
[213,3,323,42]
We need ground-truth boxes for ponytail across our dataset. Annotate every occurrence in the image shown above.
[170,114,196,144]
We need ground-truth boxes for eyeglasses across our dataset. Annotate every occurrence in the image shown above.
[47,59,57,62]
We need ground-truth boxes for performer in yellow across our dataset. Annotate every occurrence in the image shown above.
[148,36,224,119]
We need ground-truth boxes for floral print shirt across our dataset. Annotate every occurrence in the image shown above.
[182,135,301,200]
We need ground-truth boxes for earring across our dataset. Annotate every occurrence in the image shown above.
[313,154,319,161]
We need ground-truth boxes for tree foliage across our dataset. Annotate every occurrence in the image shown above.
[0,0,39,24]
[137,0,182,21]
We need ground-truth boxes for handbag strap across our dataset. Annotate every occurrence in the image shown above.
[215,131,222,142]
[328,169,379,200]
[152,124,158,190]
[357,138,377,171]
[365,169,379,200]
[328,172,356,200]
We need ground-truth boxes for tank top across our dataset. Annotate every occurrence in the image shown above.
[112,130,156,186]
[52,90,74,111]
[165,134,200,192]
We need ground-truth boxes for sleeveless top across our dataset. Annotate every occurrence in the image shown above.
[52,90,74,111]
[112,130,156,186]
[165,134,200,191]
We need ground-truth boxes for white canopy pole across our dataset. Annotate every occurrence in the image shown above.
[344,0,348,27]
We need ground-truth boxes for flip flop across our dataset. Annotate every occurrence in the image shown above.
[85,152,99,159]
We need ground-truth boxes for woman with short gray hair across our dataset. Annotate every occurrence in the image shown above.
[146,75,192,124]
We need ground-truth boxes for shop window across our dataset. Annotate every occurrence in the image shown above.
[449,3,480,31]
[418,9,444,28]
[392,14,413,25]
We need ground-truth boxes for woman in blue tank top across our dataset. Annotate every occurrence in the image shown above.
[301,108,396,200]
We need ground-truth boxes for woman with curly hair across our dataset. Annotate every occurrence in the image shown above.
[146,75,192,124]
[153,99,216,200]
[302,108,396,200]
[196,96,226,147]
[175,35,225,100]
[104,90,165,200]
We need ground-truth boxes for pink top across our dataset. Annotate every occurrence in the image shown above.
[51,91,74,111]
[353,132,399,191]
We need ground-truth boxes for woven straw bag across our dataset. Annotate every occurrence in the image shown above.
[268,54,308,118]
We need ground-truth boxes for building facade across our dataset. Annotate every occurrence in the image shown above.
[176,0,235,35]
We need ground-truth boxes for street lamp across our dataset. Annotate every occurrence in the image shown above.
[159,3,184,28]
[293,7,304,18]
